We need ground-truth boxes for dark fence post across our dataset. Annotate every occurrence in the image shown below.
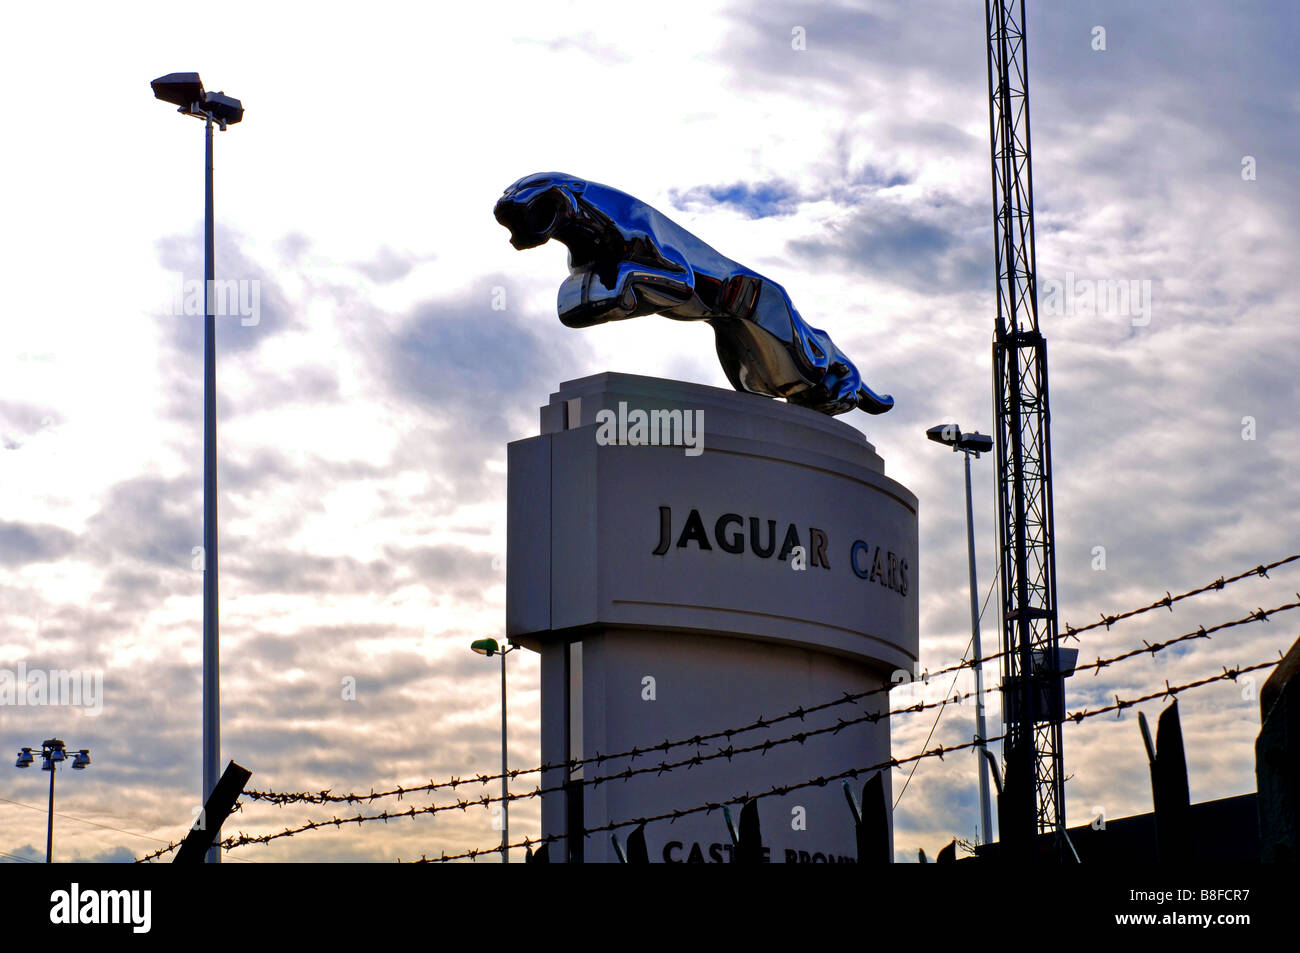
[173,760,251,864]
[1257,636,1300,862]
[846,772,891,863]
[1139,701,1193,863]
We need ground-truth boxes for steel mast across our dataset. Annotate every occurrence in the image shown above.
[984,0,1065,858]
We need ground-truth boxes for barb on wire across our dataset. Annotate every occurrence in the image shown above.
[135,840,183,863]
[1064,553,1299,639]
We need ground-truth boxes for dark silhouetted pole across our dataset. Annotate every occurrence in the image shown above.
[175,761,251,864]
[202,109,221,865]
[46,760,55,863]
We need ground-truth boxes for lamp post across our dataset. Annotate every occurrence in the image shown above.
[471,637,517,863]
[15,740,91,863]
[926,423,995,846]
[151,73,243,864]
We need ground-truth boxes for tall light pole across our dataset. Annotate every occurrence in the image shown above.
[471,638,516,863]
[14,740,91,862]
[151,72,244,863]
[927,423,995,846]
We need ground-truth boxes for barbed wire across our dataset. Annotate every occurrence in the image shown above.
[137,841,181,863]
[206,635,1288,861]
[411,655,1283,863]
[134,800,249,864]
[137,570,1300,862]
[214,683,1006,854]
[139,679,994,862]
[241,597,1300,810]
[143,596,1293,864]
[1064,553,1299,638]
[1063,657,1282,722]
[1073,596,1300,676]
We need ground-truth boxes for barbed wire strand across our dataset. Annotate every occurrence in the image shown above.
[182,681,1009,860]
[136,563,1300,863]
[1073,596,1300,677]
[1064,553,1299,639]
[166,645,1287,864]
[411,656,1283,863]
[239,596,1300,811]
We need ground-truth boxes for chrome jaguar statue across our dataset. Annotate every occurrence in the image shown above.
[493,172,893,417]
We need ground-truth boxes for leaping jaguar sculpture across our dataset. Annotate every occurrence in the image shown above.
[493,172,893,417]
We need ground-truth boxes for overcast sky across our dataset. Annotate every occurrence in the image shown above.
[1,0,1298,863]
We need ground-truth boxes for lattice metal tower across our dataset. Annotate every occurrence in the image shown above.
[984,0,1065,854]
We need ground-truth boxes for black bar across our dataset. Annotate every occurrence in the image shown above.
[174,760,251,864]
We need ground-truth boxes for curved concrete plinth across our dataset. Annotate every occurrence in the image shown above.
[506,373,918,862]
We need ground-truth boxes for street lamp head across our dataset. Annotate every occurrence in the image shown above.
[151,73,243,127]
[927,424,993,457]
[202,90,244,126]
[926,423,962,447]
[151,72,205,109]
[957,432,994,455]
[15,748,33,769]
[471,638,501,657]
[72,750,91,770]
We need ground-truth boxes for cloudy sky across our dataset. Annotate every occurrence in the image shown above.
[1,0,1298,863]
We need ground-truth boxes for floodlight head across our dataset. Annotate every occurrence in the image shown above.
[72,750,91,770]
[926,423,962,447]
[471,638,500,657]
[957,431,994,454]
[15,748,33,769]
[203,90,244,126]
[151,72,205,108]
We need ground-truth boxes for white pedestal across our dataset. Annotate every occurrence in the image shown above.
[508,373,918,862]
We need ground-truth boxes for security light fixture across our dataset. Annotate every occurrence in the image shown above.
[926,423,961,446]
[151,72,244,128]
[202,90,244,126]
[150,72,205,108]
[15,738,90,862]
[927,424,993,457]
